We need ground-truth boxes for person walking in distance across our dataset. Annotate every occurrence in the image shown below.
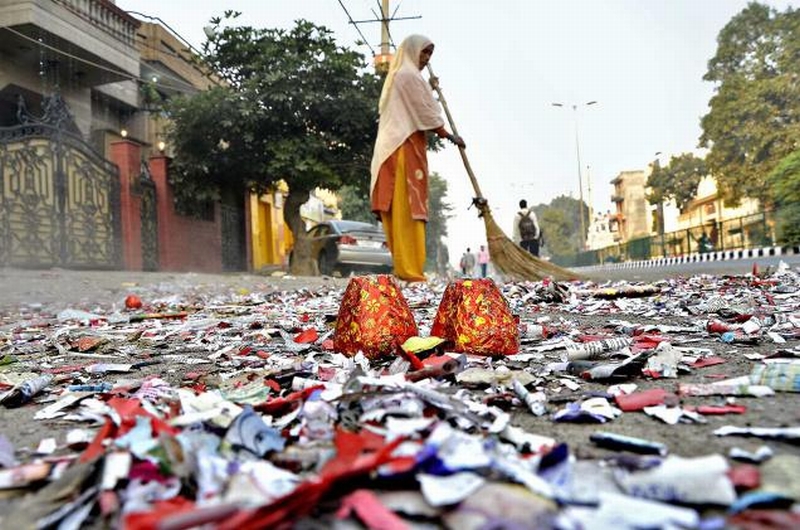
[513,199,541,257]
[370,35,465,282]
[477,244,490,278]
[460,248,476,276]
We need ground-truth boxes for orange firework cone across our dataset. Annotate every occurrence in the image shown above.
[333,275,418,359]
[431,278,519,356]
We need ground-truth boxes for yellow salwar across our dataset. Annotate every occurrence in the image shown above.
[380,147,426,282]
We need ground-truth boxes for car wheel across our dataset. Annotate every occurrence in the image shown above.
[318,251,333,276]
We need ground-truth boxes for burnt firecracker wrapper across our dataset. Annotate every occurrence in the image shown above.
[333,275,419,359]
[430,279,519,356]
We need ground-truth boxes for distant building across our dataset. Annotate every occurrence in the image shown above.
[586,210,617,250]
[610,170,649,242]
[677,176,764,250]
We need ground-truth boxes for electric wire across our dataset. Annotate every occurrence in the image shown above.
[335,0,378,57]
[1,25,203,94]
[124,11,207,60]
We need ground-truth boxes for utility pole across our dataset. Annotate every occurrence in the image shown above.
[653,152,666,257]
[337,0,421,76]
[586,165,593,223]
[552,101,598,251]
[574,112,586,249]
[375,0,392,74]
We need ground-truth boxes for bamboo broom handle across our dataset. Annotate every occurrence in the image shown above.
[426,64,485,201]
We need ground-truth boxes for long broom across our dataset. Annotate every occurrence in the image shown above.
[427,64,582,281]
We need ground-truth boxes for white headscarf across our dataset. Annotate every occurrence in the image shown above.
[370,35,445,195]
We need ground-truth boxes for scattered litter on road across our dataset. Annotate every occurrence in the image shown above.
[1,266,800,528]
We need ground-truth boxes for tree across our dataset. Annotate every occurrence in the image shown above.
[534,195,587,263]
[646,153,707,211]
[166,14,381,275]
[700,3,800,205]
[425,172,453,274]
[337,184,374,223]
[769,149,800,244]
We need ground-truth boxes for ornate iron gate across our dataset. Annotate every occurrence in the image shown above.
[220,200,246,271]
[0,94,121,269]
[137,160,159,271]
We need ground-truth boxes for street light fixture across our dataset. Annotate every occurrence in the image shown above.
[552,101,598,250]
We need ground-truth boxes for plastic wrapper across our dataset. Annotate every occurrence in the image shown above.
[749,359,800,392]
[430,279,519,356]
[559,491,699,529]
[715,425,800,441]
[615,454,736,505]
[224,406,285,457]
[563,336,632,361]
[443,483,557,529]
[590,431,668,456]
[0,374,53,408]
[333,275,418,359]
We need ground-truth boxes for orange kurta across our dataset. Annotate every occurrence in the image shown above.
[372,131,428,282]
[371,131,429,219]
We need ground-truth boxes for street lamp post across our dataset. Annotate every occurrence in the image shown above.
[552,101,597,251]
[652,151,666,257]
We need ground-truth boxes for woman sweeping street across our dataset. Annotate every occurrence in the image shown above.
[370,34,465,282]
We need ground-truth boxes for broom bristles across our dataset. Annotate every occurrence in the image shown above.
[482,210,583,281]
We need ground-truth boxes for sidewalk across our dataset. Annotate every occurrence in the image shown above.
[577,245,800,271]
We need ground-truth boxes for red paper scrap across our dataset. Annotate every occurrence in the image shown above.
[253,385,324,416]
[422,355,453,368]
[728,509,800,530]
[317,366,337,381]
[692,356,727,369]
[397,346,425,371]
[635,334,669,345]
[80,398,179,463]
[336,489,411,530]
[294,328,319,344]
[727,464,761,490]
[75,336,105,351]
[692,404,747,415]
[218,430,405,530]
[615,388,677,412]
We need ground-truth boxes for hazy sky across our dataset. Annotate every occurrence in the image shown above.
[117,0,795,266]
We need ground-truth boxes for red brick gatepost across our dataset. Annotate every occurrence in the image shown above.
[149,155,223,272]
[109,140,144,270]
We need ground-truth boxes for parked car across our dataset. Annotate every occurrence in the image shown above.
[303,220,392,276]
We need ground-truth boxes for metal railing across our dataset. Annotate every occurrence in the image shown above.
[568,210,777,266]
[53,0,140,47]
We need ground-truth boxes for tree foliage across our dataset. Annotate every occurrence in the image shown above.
[165,14,381,274]
[646,153,707,211]
[425,172,453,274]
[700,2,800,205]
[534,195,588,263]
[769,149,800,244]
[337,184,373,223]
